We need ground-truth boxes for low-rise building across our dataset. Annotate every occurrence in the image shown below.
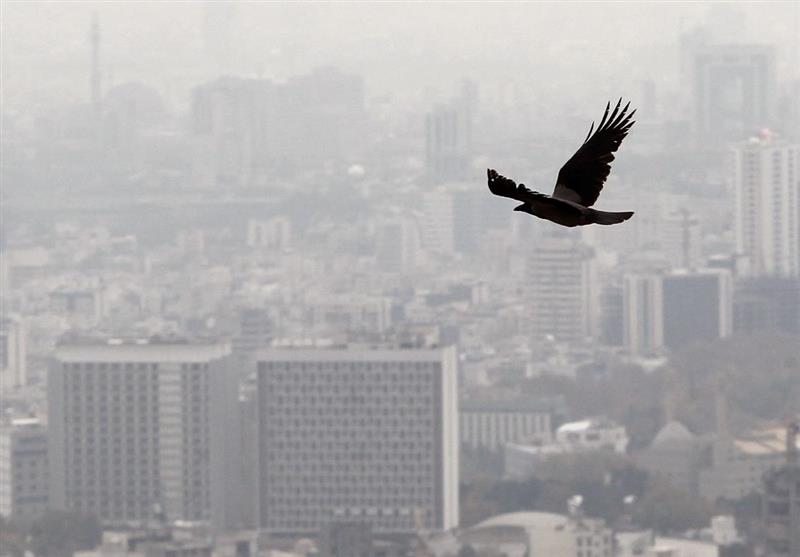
[505,418,628,480]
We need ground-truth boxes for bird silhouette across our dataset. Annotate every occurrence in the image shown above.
[487,99,635,227]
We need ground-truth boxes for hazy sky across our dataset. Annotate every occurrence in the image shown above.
[2,2,798,113]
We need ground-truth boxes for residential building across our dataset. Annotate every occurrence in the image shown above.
[692,44,776,142]
[0,418,48,518]
[460,400,552,452]
[256,345,459,535]
[0,316,27,391]
[732,135,800,277]
[699,425,799,502]
[505,418,628,480]
[48,339,241,531]
[527,235,595,344]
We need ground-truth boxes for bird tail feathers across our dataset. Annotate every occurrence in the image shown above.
[592,210,634,225]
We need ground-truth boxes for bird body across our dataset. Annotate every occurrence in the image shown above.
[488,99,636,227]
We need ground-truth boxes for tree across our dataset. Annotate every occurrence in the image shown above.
[633,479,712,533]
[28,510,102,557]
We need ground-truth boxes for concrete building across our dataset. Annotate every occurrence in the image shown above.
[459,400,552,452]
[527,235,595,344]
[732,135,800,278]
[616,530,719,557]
[761,422,800,557]
[734,276,800,334]
[255,346,459,535]
[692,44,776,142]
[661,269,733,351]
[425,105,469,183]
[48,339,242,531]
[624,269,733,355]
[699,425,799,502]
[505,418,628,480]
[0,418,48,519]
[444,511,613,557]
[623,274,663,356]
[421,189,455,255]
[0,316,27,391]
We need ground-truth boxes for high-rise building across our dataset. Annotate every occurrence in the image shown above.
[420,189,455,255]
[191,77,275,189]
[255,346,459,535]
[734,277,800,335]
[375,217,421,273]
[732,135,800,277]
[527,235,595,344]
[692,45,776,142]
[48,340,241,531]
[0,418,48,519]
[624,269,733,355]
[0,316,27,391]
[662,269,733,351]
[623,274,663,356]
[425,105,469,184]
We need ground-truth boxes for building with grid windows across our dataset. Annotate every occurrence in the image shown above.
[48,339,241,531]
[0,418,48,519]
[255,346,459,535]
[733,135,799,278]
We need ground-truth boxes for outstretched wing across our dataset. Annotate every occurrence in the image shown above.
[553,99,636,207]
[487,168,542,203]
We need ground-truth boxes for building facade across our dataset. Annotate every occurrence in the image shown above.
[48,340,241,530]
[0,418,48,519]
[460,400,552,452]
[256,346,459,535]
[624,269,733,355]
[527,235,595,344]
[0,316,27,392]
[733,136,800,278]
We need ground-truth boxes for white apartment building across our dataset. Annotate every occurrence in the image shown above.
[48,340,241,531]
[505,418,629,480]
[527,235,595,344]
[0,418,48,518]
[460,400,552,452]
[733,135,799,277]
[256,346,459,535]
[0,316,27,392]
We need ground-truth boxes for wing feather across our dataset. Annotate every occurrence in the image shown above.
[553,99,636,207]
[487,169,545,204]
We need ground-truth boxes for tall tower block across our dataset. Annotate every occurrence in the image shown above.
[90,12,101,110]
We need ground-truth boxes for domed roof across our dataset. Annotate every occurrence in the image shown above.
[651,421,695,447]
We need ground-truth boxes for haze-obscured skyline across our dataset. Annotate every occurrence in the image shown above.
[3,2,798,112]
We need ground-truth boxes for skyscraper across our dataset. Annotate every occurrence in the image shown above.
[256,346,459,535]
[732,135,800,277]
[624,269,733,355]
[425,105,469,184]
[623,274,663,356]
[691,44,776,142]
[48,339,241,531]
[662,269,733,350]
[527,235,595,344]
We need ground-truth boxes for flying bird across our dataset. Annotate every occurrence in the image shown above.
[487,99,636,227]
